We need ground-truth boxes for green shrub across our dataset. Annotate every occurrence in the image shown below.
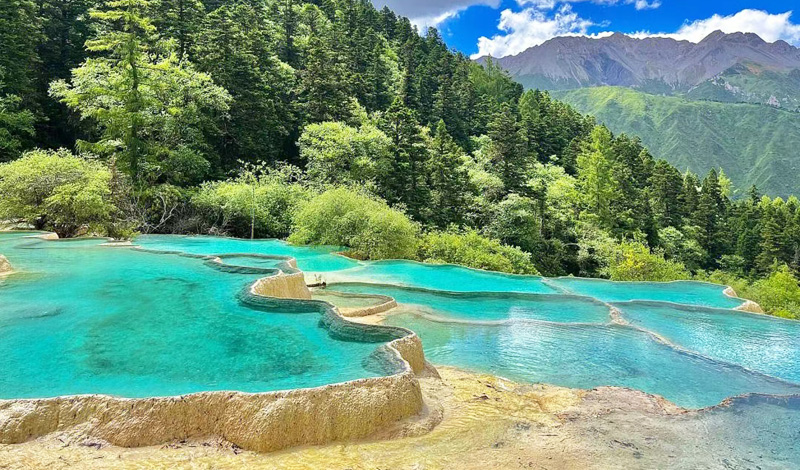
[419,230,538,275]
[701,265,800,319]
[193,176,311,239]
[289,187,419,260]
[590,237,690,282]
[0,149,117,237]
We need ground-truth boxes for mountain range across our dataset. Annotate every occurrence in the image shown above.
[482,31,800,109]
[480,31,800,196]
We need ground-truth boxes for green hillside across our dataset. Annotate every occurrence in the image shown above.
[554,87,800,197]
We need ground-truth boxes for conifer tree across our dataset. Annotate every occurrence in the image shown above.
[577,126,618,229]
[428,120,470,228]
[378,97,429,220]
[487,102,527,194]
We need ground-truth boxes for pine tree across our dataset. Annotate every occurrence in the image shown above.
[428,120,470,228]
[153,0,205,61]
[487,102,528,194]
[577,126,618,229]
[50,0,230,183]
[297,5,349,124]
[377,97,429,220]
[193,3,294,166]
[756,199,786,273]
[649,159,685,228]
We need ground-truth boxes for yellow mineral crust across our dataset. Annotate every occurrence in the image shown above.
[0,255,11,276]
[250,271,313,300]
[0,368,705,470]
[0,268,428,453]
[724,286,766,314]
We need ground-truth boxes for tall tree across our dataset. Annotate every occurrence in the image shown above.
[51,0,230,184]
[297,4,349,124]
[486,102,527,194]
[428,120,470,228]
[378,97,429,220]
[649,160,685,228]
[153,0,205,61]
[193,3,293,167]
[577,126,618,229]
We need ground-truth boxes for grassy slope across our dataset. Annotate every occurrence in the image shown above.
[554,87,800,197]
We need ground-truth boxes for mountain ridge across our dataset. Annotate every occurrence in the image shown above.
[480,31,800,99]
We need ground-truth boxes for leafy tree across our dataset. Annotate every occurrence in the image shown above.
[0,149,117,237]
[485,193,541,256]
[50,0,230,183]
[299,121,391,186]
[419,229,538,275]
[289,186,420,260]
[596,238,690,282]
[193,164,310,238]
[0,75,35,160]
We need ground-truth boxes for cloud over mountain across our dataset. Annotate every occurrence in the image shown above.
[474,6,800,58]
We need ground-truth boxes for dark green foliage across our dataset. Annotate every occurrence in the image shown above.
[427,121,470,228]
[3,0,800,317]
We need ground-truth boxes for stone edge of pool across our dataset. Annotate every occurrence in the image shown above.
[0,234,427,453]
[0,254,12,277]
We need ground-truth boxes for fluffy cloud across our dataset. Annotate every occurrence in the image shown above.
[372,1,500,30]
[474,6,800,59]
[474,5,596,58]
[661,9,800,44]
[518,0,660,11]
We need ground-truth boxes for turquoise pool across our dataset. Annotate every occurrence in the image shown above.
[0,233,393,399]
[1,232,798,410]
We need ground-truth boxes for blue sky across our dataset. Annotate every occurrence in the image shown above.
[372,1,800,58]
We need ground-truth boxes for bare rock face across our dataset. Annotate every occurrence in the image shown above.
[0,255,12,276]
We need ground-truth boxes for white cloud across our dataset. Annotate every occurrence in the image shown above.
[373,0,657,30]
[661,9,800,44]
[473,5,596,58]
[474,6,800,59]
[518,0,660,11]
[372,1,500,30]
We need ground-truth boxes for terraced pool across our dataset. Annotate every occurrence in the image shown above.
[1,233,799,455]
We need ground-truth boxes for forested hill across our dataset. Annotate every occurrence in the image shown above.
[0,0,522,170]
[2,0,800,319]
[479,31,800,197]
[554,87,800,197]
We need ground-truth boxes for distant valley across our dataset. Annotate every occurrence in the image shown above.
[482,31,800,196]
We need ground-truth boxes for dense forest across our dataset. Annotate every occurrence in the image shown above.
[1,0,799,318]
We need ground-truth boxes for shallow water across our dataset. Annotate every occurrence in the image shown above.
[327,260,557,293]
[546,277,743,309]
[0,233,384,398]
[328,283,611,324]
[617,301,800,383]
[2,232,799,411]
[380,312,799,408]
[135,235,358,272]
